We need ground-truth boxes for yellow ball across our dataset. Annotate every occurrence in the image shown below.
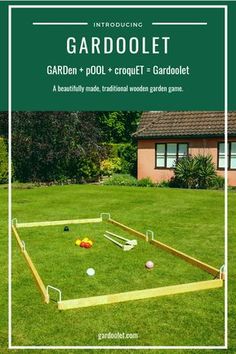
[75,239,81,246]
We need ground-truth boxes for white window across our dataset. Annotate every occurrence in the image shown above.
[218,143,226,168]
[218,142,236,170]
[178,143,188,157]
[231,142,236,169]
[156,144,165,167]
[166,144,177,168]
[156,143,188,168]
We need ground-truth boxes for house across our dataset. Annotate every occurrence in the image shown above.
[133,111,236,186]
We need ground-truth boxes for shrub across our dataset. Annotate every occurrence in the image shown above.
[173,156,198,188]
[117,143,137,176]
[104,143,137,176]
[210,175,225,189]
[137,177,156,187]
[103,174,137,186]
[0,138,8,184]
[74,157,101,183]
[103,174,157,187]
[194,155,217,189]
[100,157,122,176]
[158,180,171,188]
[173,155,217,189]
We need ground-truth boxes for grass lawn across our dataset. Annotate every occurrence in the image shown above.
[16,222,213,301]
[1,184,236,350]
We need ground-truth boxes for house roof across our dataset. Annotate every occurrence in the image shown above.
[133,111,236,139]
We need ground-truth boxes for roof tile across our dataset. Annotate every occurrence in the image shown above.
[134,111,236,138]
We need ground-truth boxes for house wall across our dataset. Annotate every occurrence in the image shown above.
[137,137,236,186]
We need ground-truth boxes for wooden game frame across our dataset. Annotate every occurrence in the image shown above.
[12,214,224,311]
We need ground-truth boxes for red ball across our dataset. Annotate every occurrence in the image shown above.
[80,242,85,247]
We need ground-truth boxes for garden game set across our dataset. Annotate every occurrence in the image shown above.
[12,213,224,311]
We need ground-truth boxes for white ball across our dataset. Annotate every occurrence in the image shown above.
[145,260,154,269]
[86,268,95,276]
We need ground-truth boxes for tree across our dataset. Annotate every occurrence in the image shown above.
[96,111,141,177]
[0,112,8,137]
[0,138,8,183]
[0,113,10,184]
[96,111,141,143]
[12,111,105,183]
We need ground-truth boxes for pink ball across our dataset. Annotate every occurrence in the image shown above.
[145,261,154,269]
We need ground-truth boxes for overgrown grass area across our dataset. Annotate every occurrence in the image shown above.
[0,184,236,350]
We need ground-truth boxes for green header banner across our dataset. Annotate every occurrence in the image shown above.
[1,2,236,111]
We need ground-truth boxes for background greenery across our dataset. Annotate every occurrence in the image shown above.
[0,111,140,184]
[0,137,8,184]
[170,155,225,190]
[0,112,225,190]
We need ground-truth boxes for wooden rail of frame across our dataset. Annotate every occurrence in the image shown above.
[12,216,223,310]
[16,218,102,228]
[109,218,220,278]
[58,279,223,310]
[150,240,220,278]
[12,225,49,303]
[109,218,147,240]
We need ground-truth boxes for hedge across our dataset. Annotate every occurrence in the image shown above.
[0,138,8,184]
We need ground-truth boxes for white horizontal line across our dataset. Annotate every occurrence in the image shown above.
[10,346,228,350]
[10,5,227,8]
[32,22,88,25]
[152,22,207,25]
